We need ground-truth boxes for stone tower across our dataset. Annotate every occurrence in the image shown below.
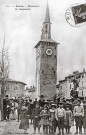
[35,3,59,100]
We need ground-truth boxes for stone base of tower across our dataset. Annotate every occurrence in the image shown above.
[36,85,56,100]
[40,83,56,100]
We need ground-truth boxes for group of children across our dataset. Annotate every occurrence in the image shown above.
[18,100,74,135]
[19,98,86,135]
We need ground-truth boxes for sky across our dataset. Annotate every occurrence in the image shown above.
[0,0,86,87]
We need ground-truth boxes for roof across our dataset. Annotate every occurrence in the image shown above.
[35,39,59,48]
[0,78,26,85]
[45,2,50,23]
[58,69,86,85]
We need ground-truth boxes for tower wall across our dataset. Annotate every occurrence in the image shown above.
[36,43,57,100]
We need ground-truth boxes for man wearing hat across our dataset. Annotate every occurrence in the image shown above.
[73,99,84,134]
[39,95,45,108]
[3,95,10,120]
[55,101,65,135]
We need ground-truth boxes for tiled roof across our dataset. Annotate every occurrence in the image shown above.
[0,78,26,85]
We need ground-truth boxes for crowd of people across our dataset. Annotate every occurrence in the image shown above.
[3,95,86,135]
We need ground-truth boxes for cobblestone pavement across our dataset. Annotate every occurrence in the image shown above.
[0,120,85,135]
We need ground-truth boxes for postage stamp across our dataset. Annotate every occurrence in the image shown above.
[65,3,86,27]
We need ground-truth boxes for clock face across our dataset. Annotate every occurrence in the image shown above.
[46,48,53,56]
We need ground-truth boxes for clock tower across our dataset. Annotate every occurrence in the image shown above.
[35,3,59,100]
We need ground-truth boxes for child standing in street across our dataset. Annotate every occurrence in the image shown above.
[19,106,29,134]
[40,105,50,134]
[65,105,72,134]
[49,104,57,134]
[55,102,65,135]
[73,99,84,134]
[33,102,41,134]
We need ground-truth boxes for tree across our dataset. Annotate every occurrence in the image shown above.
[0,37,12,120]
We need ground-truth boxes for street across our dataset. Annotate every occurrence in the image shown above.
[0,120,85,135]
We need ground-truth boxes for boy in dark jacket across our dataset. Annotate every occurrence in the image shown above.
[33,102,41,134]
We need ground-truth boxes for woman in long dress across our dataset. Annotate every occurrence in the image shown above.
[14,100,18,120]
[10,99,15,120]
[19,105,29,133]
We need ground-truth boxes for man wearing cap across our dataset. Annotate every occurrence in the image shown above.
[55,102,65,135]
[73,99,84,134]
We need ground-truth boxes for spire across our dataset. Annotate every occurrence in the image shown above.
[45,2,50,23]
[41,2,51,40]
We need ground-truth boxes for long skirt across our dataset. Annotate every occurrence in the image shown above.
[14,109,18,119]
[19,118,29,130]
[10,111,15,120]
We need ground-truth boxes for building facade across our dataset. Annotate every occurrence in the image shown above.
[0,79,26,98]
[56,69,86,99]
[35,3,59,100]
[24,86,36,100]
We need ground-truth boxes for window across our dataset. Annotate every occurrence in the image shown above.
[60,86,62,90]
[45,25,48,33]
[55,46,56,50]
[42,54,44,58]
[6,86,9,90]
[52,67,54,70]
[10,86,12,89]
[82,91,83,96]
[54,55,56,58]
[49,25,50,33]
[14,86,17,90]
[70,84,71,89]
[82,81,83,87]
[82,75,84,78]
[45,25,47,29]
[53,71,55,76]
[42,70,44,74]
[10,93,12,97]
